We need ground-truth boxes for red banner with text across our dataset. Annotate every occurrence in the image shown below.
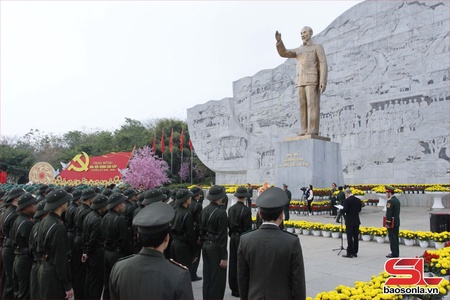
[54,151,132,186]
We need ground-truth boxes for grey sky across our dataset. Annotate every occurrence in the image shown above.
[1,1,362,137]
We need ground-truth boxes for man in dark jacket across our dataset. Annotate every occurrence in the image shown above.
[170,190,196,277]
[37,189,73,300]
[1,188,24,300]
[82,194,108,299]
[341,188,362,258]
[199,185,228,300]
[227,187,252,298]
[11,193,37,299]
[109,202,193,300]
[237,187,306,300]
[100,192,133,300]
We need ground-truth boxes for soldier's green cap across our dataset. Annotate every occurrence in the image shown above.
[123,189,137,198]
[34,200,48,219]
[81,188,97,201]
[44,189,72,211]
[133,202,174,234]
[206,185,226,201]
[71,189,83,201]
[17,193,37,211]
[385,185,395,193]
[190,186,202,197]
[142,189,167,206]
[256,187,288,213]
[91,194,109,210]
[107,193,128,210]
[234,186,249,198]
[7,188,26,203]
[175,189,193,204]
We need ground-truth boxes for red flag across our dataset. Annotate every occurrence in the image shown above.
[180,128,184,151]
[161,131,165,153]
[189,139,193,152]
[169,129,173,153]
[152,134,156,153]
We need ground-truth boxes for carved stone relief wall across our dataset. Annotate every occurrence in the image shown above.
[187,0,449,186]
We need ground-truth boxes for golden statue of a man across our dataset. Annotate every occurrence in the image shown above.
[276,26,328,136]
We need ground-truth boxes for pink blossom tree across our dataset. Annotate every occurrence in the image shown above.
[122,146,170,189]
[178,162,190,182]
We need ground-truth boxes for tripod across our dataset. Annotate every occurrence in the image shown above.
[332,210,345,255]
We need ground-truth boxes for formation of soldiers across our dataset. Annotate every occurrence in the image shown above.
[0,182,258,300]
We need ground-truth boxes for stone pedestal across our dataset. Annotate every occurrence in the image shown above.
[275,137,344,199]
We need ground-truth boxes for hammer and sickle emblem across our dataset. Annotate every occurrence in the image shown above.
[67,152,90,172]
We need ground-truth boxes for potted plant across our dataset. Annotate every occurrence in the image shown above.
[310,223,323,236]
[360,227,372,242]
[400,230,417,246]
[416,231,432,248]
[372,228,387,243]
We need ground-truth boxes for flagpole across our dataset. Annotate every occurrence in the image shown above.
[190,149,193,185]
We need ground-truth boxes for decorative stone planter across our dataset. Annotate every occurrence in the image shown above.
[361,234,372,242]
[312,230,321,237]
[419,240,429,248]
[331,232,341,239]
[434,241,445,249]
[375,193,387,212]
[404,238,415,247]
[322,230,331,238]
[302,229,311,235]
[375,236,385,243]
[286,227,295,233]
[425,192,449,209]
[294,228,301,234]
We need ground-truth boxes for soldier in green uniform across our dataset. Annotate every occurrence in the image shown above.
[100,192,133,300]
[385,185,401,258]
[81,194,108,300]
[199,185,228,300]
[37,189,73,300]
[1,187,24,300]
[171,189,196,275]
[73,188,96,300]
[65,189,82,288]
[109,202,194,300]
[227,187,252,298]
[237,187,306,300]
[188,186,203,281]
[29,200,48,300]
[11,193,37,299]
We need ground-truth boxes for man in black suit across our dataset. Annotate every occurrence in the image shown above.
[341,188,362,258]
[237,187,306,300]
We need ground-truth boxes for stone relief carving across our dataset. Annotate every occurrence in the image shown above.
[187,0,449,185]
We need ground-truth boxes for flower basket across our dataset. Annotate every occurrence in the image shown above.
[331,232,341,239]
[404,238,415,247]
[419,240,429,248]
[322,230,331,238]
[361,234,372,242]
[375,236,385,243]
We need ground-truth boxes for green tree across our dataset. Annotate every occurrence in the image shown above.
[0,142,35,182]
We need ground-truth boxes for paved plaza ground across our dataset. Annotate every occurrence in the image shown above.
[191,202,448,299]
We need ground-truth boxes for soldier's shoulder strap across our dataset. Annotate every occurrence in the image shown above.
[117,254,135,262]
[169,258,188,270]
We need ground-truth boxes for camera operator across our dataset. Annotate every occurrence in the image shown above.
[305,185,314,216]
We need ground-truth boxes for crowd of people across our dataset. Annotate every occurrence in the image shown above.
[0,180,401,300]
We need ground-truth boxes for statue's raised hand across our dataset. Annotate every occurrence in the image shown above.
[275,31,282,42]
